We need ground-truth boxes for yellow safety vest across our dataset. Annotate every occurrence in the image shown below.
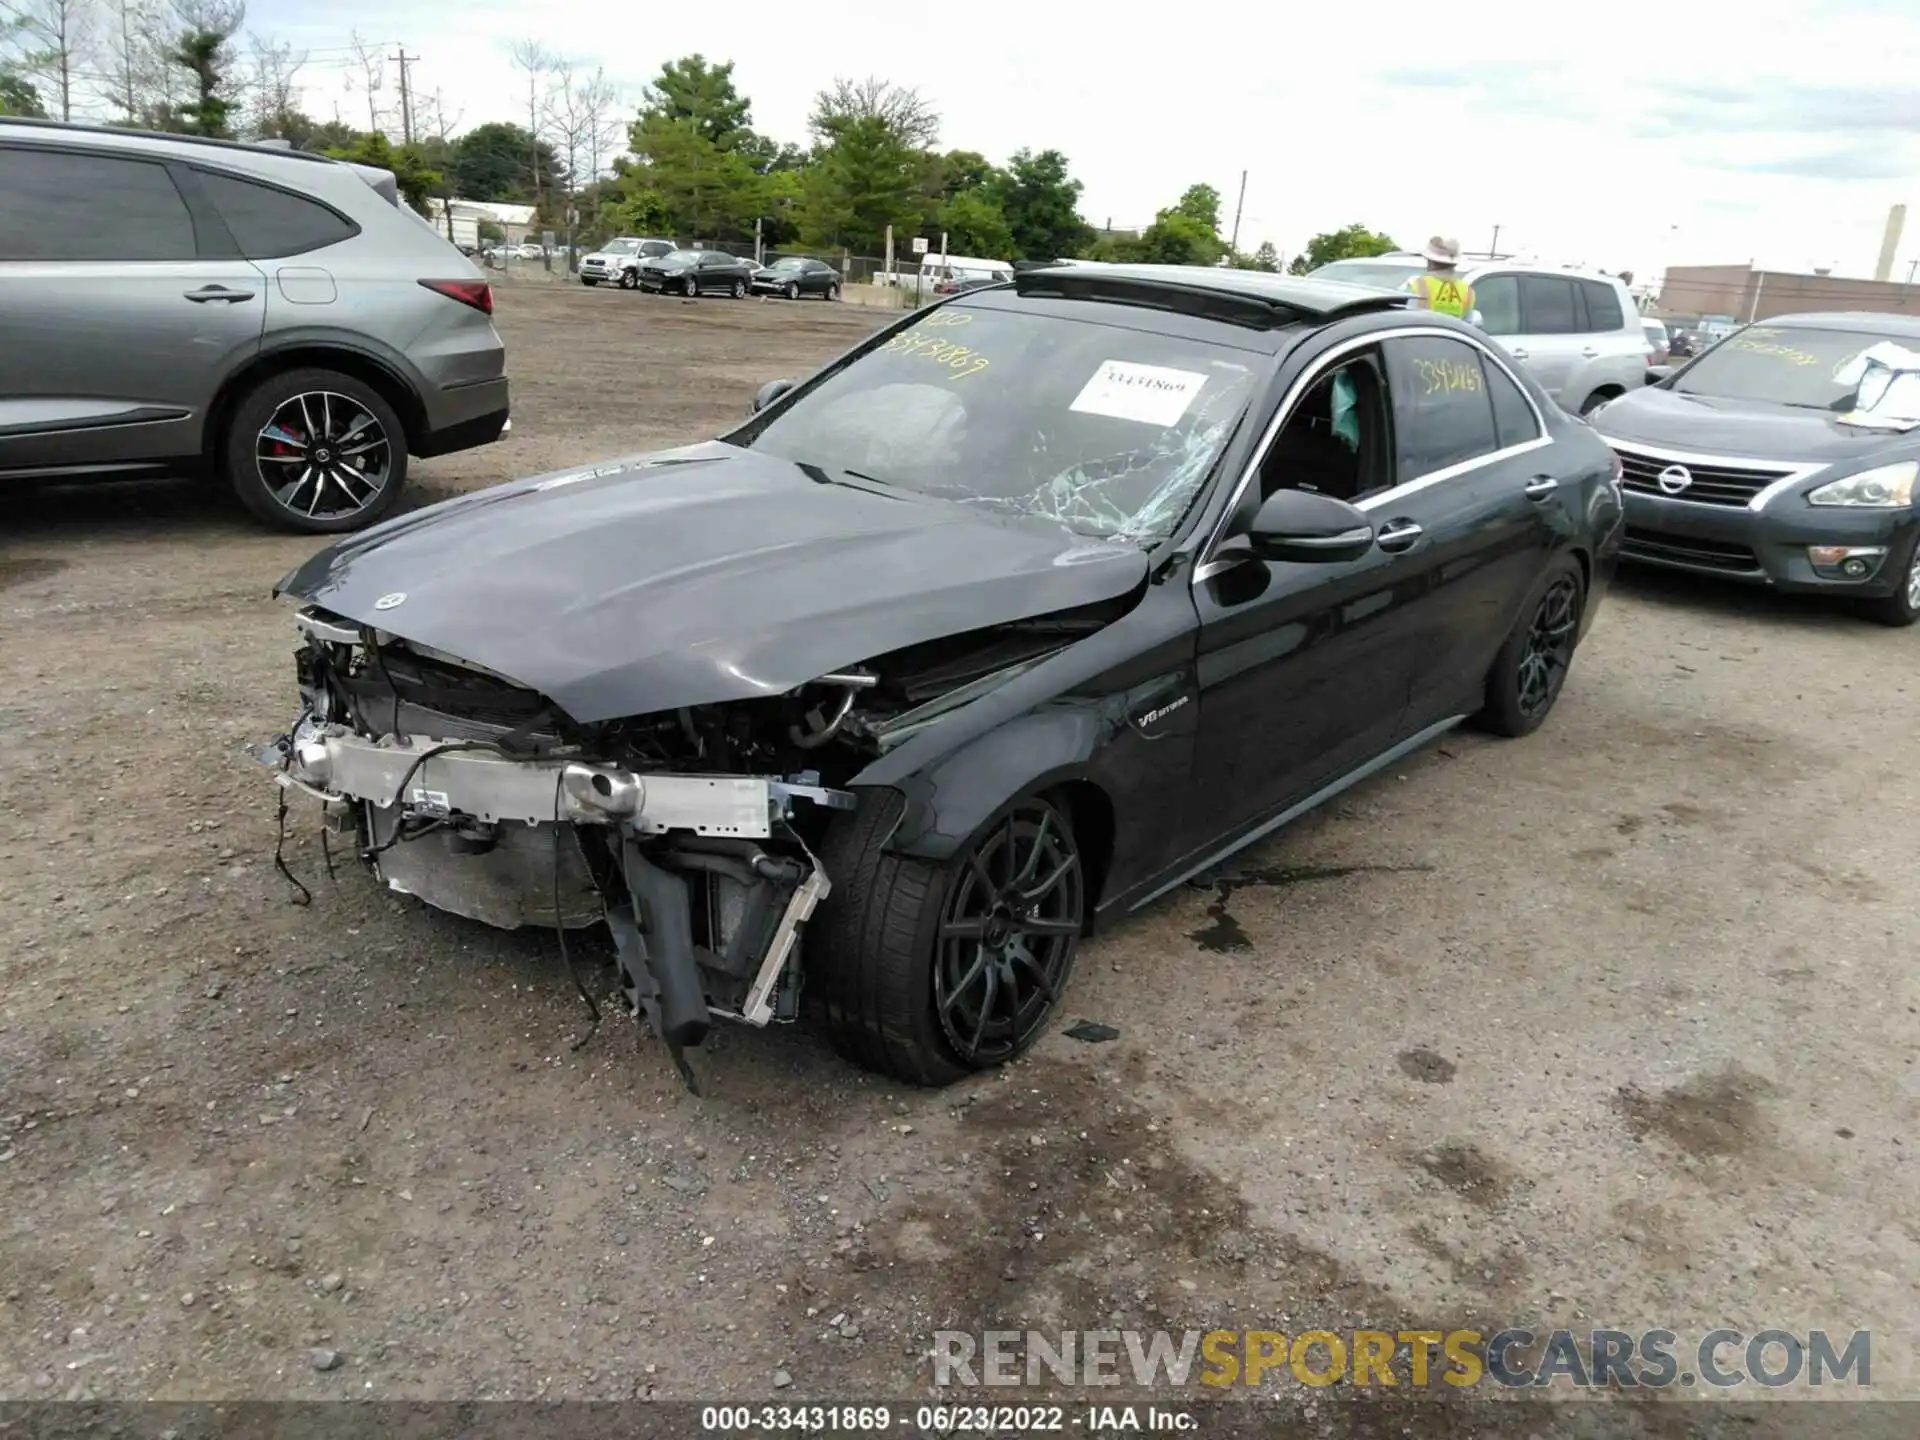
[1408,271,1475,319]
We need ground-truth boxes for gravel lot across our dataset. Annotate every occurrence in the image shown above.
[2,282,1915,1425]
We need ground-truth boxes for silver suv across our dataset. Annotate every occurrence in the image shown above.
[1308,253,1649,416]
[0,119,510,533]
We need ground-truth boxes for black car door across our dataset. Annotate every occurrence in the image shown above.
[1188,341,1426,842]
[1371,333,1561,727]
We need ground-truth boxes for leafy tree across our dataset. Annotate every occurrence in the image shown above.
[1287,223,1397,274]
[740,133,808,174]
[1175,183,1222,233]
[447,121,563,203]
[759,168,805,247]
[799,77,938,255]
[1137,207,1223,267]
[641,54,751,149]
[933,148,994,199]
[1247,240,1281,272]
[598,187,669,238]
[170,17,241,137]
[629,114,762,238]
[324,131,443,217]
[296,118,360,154]
[990,148,1090,260]
[934,187,1013,258]
[0,66,46,117]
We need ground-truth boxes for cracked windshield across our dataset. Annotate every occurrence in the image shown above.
[744,302,1260,542]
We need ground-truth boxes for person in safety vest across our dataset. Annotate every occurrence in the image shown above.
[1406,236,1475,319]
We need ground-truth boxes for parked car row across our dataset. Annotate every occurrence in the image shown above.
[578,236,843,300]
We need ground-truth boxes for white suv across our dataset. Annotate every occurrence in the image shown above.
[1309,254,1650,415]
[580,236,674,288]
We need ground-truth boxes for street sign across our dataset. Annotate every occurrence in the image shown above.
[911,237,928,255]
[541,230,556,250]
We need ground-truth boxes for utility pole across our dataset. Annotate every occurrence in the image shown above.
[1228,170,1247,257]
[390,49,418,145]
[1490,224,1501,256]
[1908,258,1918,285]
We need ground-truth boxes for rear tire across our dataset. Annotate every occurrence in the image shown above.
[1859,545,1920,627]
[223,368,408,535]
[1474,555,1586,737]
[826,283,841,301]
[785,281,800,301]
[581,276,598,286]
[732,279,746,298]
[811,789,1084,1086]
[683,275,699,298]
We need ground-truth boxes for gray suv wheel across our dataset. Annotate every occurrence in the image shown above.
[225,369,408,534]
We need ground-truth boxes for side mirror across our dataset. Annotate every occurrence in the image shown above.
[752,378,797,414]
[1645,364,1675,386]
[1239,489,1376,564]
[1467,309,1485,329]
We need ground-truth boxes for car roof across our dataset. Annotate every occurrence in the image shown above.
[1754,311,1920,340]
[1,115,336,171]
[1012,262,1410,329]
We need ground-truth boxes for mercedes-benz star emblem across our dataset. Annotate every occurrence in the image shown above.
[1656,465,1693,495]
[374,592,407,611]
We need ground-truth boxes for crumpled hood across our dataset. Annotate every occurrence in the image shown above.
[1594,385,1912,466]
[275,442,1148,723]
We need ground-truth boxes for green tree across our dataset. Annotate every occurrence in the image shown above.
[991,148,1090,260]
[1136,207,1224,267]
[324,132,443,217]
[447,121,562,203]
[641,54,751,149]
[629,114,762,239]
[758,168,805,247]
[799,77,938,255]
[934,148,994,198]
[0,67,46,117]
[1175,183,1222,232]
[934,187,1013,258]
[1286,223,1397,274]
[170,25,239,138]
[599,187,670,238]
[1247,240,1281,272]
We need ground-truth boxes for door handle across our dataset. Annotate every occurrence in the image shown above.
[184,285,254,303]
[1374,521,1423,553]
[1580,347,1600,358]
[1507,347,1529,360]
[1523,475,1559,500]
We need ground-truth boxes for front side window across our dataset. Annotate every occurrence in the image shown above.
[742,302,1262,543]
[1519,275,1578,335]
[0,147,196,262]
[193,169,356,258]
[603,238,641,255]
[1384,335,1499,476]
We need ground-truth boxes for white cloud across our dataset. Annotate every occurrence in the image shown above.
[250,0,1920,278]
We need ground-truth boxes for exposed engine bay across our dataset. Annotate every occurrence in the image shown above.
[257,597,1123,1089]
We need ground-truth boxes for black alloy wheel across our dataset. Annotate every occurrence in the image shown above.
[1516,573,1581,718]
[225,368,407,534]
[812,788,1086,1085]
[682,274,699,298]
[1477,555,1585,737]
[785,281,800,300]
[933,801,1084,1068]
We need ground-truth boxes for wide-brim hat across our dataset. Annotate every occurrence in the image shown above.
[1422,236,1462,266]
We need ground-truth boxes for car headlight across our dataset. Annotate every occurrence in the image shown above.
[1807,461,1917,508]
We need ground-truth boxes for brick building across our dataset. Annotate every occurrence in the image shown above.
[1659,263,1920,324]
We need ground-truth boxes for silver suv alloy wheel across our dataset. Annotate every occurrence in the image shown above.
[256,391,393,522]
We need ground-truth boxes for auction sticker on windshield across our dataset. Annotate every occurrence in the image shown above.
[1070,360,1210,426]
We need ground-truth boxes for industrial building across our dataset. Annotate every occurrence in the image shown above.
[1658,203,1917,324]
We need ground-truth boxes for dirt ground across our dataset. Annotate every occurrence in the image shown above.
[3,282,1916,1427]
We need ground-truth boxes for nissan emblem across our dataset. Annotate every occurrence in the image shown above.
[1656,465,1693,495]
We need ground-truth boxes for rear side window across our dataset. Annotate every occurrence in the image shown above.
[1474,274,1520,336]
[1385,335,1500,476]
[1485,357,1540,449]
[1581,279,1624,332]
[1519,275,1578,335]
[193,169,356,258]
[0,146,196,261]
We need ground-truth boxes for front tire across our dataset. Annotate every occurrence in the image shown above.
[1475,555,1586,737]
[785,281,800,301]
[812,790,1084,1086]
[224,368,407,534]
[732,279,746,298]
[617,269,638,290]
[1859,544,1920,627]
[1578,390,1617,417]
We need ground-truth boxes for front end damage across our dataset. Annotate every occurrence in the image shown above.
[257,596,1119,1086]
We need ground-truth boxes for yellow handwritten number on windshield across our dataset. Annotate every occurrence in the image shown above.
[1415,356,1481,397]
[880,327,990,378]
[918,311,974,328]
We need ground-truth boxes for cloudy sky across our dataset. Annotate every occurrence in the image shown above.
[252,0,1920,279]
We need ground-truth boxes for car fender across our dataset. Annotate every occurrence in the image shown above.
[207,327,430,453]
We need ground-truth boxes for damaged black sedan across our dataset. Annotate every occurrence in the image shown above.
[260,264,1623,1089]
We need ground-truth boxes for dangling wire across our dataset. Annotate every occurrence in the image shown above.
[272,786,312,906]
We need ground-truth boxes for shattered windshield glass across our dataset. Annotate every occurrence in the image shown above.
[741,301,1262,543]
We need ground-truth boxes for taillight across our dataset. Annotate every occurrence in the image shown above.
[418,279,493,315]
